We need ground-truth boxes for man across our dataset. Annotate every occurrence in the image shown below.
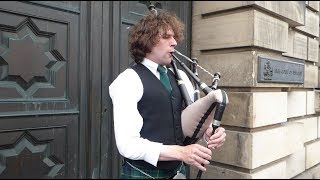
[109,10,227,179]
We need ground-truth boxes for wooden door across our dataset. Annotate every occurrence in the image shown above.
[0,1,87,178]
[0,1,191,178]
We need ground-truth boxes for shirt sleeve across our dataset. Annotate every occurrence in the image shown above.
[109,69,163,167]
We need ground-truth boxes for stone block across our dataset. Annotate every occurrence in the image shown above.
[307,37,319,62]
[195,51,256,87]
[307,1,320,12]
[294,163,320,179]
[193,1,251,16]
[192,9,288,52]
[287,91,307,118]
[304,62,318,88]
[314,90,320,113]
[193,49,304,88]
[318,48,320,67]
[254,1,306,27]
[286,149,306,178]
[318,116,320,138]
[190,160,286,179]
[295,117,318,143]
[189,163,251,179]
[207,122,303,169]
[251,161,286,178]
[190,147,306,179]
[305,140,320,169]
[223,92,287,128]
[193,1,305,26]
[251,122,303,169]
[306,91,316,115]
[296,8,319,38]
[282,29,308,60]
[319,68,320,88]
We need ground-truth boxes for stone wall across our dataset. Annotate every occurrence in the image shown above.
[190,1,320,179]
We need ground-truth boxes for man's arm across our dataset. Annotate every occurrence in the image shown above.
[109,69,163,167]
[159,144,212,172]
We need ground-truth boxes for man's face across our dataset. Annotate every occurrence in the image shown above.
[146,29,177,65]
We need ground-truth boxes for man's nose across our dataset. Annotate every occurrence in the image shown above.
[171,37,177,47]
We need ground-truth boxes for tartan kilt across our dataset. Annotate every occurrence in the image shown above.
[121,159,186,179]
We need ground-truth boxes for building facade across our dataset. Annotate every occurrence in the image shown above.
[0,1,319,179]
[190,1,320,179]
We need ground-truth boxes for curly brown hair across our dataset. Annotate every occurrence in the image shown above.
[128,10,185,63]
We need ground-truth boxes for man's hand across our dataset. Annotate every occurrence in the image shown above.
[204,127,226,149]
[159,127,226,172]
[180,144,212,172]
[159,144,212,172]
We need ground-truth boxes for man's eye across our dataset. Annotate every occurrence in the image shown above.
[162,35,172,39]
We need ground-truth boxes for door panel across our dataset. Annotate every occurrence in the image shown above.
[0,1,191,179]
[0,1,83,178]
[117,1,191,73]
[0,115,78,178]
[119,1,148,72]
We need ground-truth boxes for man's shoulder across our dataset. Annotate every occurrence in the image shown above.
[111,68,139,86]
[118,68,138,78]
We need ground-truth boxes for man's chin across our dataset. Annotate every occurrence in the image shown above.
[165,59,172,65]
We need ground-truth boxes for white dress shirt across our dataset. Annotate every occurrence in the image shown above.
[109,58,194,167]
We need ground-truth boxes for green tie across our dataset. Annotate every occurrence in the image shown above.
[157,65,172,92]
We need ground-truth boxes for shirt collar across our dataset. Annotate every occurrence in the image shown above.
[141,58,167,73]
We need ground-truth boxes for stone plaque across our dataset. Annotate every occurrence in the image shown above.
[258,57,304,84]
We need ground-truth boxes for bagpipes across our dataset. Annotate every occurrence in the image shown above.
[170,50,228,179]
[171,51,228,146]
[143,2,228,179]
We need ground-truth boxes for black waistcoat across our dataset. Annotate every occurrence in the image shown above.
[128,63,184,170]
